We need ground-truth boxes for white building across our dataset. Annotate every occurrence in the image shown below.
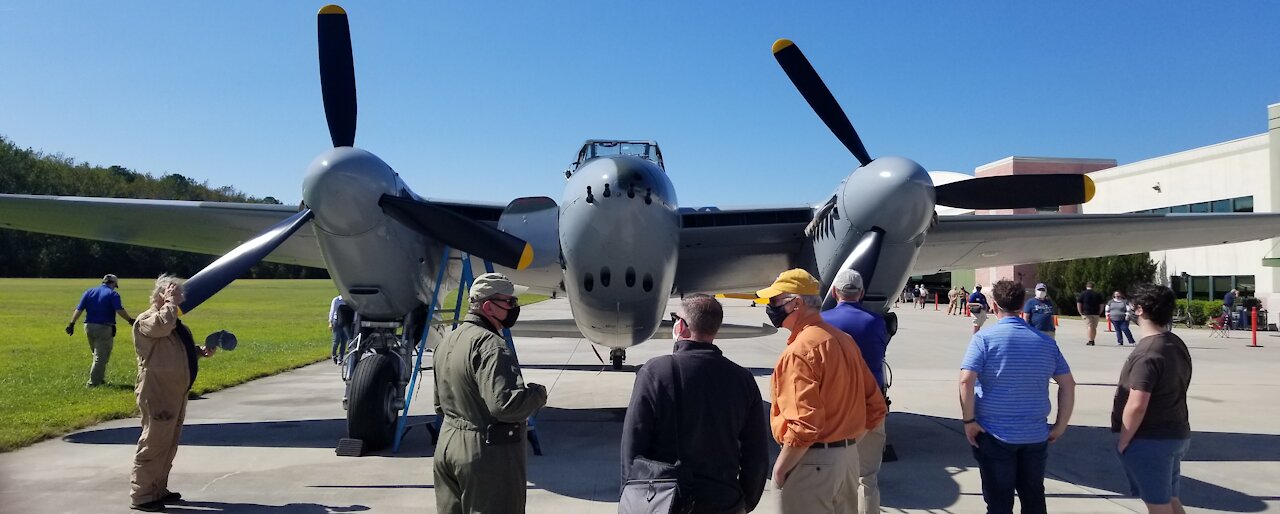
[1083,103,1280,309]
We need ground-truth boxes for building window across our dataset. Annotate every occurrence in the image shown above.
[1171,205,1190,213]
[1234,196,1254,213]
[1212,199,1231,213]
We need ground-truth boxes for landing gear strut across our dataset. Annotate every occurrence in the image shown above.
[609,348,625,370]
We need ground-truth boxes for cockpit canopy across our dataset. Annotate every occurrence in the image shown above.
[571,140,664,174]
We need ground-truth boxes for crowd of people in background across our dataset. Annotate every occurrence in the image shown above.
[66,270,1194,514]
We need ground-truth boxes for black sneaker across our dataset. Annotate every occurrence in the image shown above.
[131,500,165,512]
[1086,341,1095,346]
[162,491,182,502]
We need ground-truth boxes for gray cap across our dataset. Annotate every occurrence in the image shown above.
[205,330,238,351]
[102,274,118,284]
[831,269,864,294]
[469,272,515,303]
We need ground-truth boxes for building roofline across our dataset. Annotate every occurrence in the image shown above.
[975,156,1118,172]
[1088,133,1267,180]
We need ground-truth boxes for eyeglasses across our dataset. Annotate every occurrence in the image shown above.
[669,312,684,325]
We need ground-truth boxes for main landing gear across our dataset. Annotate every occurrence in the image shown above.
[609,348,626,370]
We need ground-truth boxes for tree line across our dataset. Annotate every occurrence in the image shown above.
[0,135,327,279]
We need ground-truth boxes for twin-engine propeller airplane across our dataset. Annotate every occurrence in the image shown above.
[5,6,1280,450]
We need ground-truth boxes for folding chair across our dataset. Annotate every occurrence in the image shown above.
[1208,314,1230,338]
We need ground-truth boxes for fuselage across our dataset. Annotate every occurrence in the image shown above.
[558,156,680,348]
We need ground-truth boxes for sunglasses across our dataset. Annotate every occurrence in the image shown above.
[488,297,518,309]
[669,312,684,324]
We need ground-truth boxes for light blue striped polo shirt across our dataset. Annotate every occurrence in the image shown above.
[961,316,1071,444]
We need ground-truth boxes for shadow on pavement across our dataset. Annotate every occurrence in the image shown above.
[884,412,1275,512]
[62,415,439,458]
[61,407,1276,510]
[168,501,368,513]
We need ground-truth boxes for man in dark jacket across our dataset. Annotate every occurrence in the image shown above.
[621,294,770,513]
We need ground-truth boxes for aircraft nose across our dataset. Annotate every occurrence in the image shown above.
[302,147,399,235]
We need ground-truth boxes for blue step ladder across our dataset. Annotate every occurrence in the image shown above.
[391,246,543,455]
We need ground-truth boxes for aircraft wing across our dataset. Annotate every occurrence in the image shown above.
[0,194,326,268]
[915,212,1280,275]
[675,205,814,293]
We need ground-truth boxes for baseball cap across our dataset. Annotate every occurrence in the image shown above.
[469,273,515,302]
[832,269,864,293]
[102,274,118,285]
[1035,283,1047,290]
[755,269,820,304]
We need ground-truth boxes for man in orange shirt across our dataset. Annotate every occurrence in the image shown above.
[757,268,888,513]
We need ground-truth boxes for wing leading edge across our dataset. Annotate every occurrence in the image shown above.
[0,194,326,268]
[916,212,1280,275]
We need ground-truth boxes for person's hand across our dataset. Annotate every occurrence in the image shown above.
[1048,422,1067,443]
[126,317,136,325]
[527,382,547,398]
[772,461,792,489]
[964,421,985,448]
[328,323,334,331]
[65,323,74,336]
[201,345,217,358]
[1117,439,1130,454]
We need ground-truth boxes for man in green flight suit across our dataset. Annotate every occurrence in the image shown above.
[434,272,548,514]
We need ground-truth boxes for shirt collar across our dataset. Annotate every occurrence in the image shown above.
[465,312,500,334]
[674,340,721,355]
[785,310,826,345]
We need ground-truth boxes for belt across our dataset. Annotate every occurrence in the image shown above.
[810,438,856,448]
[443,417,481,432]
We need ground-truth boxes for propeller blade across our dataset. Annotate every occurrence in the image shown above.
[822,228,884,311]
[934,174,1096,210]
[772,39,873,166]
[379,195,535,270]
[318,5,357,147]
[181,209,315,313]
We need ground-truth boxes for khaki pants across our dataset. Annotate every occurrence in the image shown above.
[434,422,529,514]
[855,422,887,513]
[131,369,190,504]
[781,445,859,514]
[85,323,114,385]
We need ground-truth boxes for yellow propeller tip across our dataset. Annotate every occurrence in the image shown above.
[1083,175,1096,203]
[319,4,346,15]
[772,39,795,54]
[516,243,535,270]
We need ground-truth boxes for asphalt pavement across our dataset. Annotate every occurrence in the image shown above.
[2,298,1278,513]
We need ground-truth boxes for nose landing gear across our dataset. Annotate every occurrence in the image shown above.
[609,348,626,370]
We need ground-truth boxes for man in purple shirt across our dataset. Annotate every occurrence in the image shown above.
[67,274,135,386]
[821,269,889,513]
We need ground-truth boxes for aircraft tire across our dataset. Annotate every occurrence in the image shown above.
[347,352,398,451]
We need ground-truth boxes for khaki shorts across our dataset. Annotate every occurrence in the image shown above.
[1085,315,1100,329]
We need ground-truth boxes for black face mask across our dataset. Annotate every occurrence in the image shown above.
[765,302,791,328]
[500,305,520,328]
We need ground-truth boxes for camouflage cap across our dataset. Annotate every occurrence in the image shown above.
[469,272,515,303]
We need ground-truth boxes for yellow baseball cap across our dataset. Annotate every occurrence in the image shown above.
[755,268,820,304]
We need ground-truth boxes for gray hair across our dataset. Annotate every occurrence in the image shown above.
[798,294,823,310]
[151,273,185,305]
[679,294,723,337]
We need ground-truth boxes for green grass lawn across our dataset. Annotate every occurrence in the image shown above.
[0,278,547,452]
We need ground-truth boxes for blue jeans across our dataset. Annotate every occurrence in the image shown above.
[331,325,351,360]
[971,432,1048,514]
[1113,320,1135,344]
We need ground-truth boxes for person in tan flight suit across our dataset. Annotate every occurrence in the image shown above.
[433,273,548,514]
[129,275,216,512]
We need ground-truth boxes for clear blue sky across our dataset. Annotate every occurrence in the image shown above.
[2,2,1277,207]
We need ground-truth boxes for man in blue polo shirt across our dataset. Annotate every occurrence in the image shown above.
[960,279,1076,514]
[67,274,135,386]
[821,269,889,514]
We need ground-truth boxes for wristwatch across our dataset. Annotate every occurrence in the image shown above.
[962,418,977,424]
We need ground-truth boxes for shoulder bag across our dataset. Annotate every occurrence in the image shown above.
[619,356,693,514]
